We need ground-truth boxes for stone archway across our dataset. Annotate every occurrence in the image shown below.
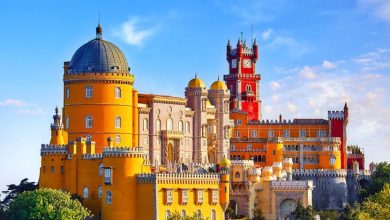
[280,199,297,219]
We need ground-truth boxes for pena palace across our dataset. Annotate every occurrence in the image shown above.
[38,24,367,219]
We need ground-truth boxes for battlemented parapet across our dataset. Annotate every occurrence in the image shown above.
[40,144,68,155]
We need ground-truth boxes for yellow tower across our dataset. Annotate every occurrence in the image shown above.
[101,147,144,219]
[218,156,231,215]
[62,25,138,152]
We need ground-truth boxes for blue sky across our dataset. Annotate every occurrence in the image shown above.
[0,0,389,192]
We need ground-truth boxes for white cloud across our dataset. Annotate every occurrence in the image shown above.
[0,99,43,115]
[265,105,273,114]
[358,0,390,22]
[261,48,390,165]
[287,102,297,113]
[114,17,157,46]
[299,66,316,79]
[262,29,272,40]
[270,81,281,90]
[0,99,28,107]
[322,60,336,69]
[267,36,310,58]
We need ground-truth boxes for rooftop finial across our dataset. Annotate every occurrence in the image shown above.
[55,106,59,115]
[218,75,220,81]
[96,13,103,39]
[195,73,198,78]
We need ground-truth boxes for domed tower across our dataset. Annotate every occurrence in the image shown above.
[62,25,138,152]
[185,74,208,163]
[208,77,231,162]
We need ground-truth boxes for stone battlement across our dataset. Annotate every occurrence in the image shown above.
[293,169,347,177]
[40,144,68,155]
[136,172,220,184]
[249,168,262,176]
[82,153,103,160]
[271,180,313,190]
[103,147,144,158]
[328,111,345,120]
[230,160,254,167]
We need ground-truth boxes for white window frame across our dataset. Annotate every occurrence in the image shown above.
[181,189,188,204]
[252,130,257,138]
[65,87,70,99]
[268,130,274,138]
[85,116,93,128]
[98,186,102,198]
[212,189,218,203]
[235,131,240,138]
[104,168,112,185]
[143,119,148,131]
[116,135,121,143]
[284,130,290,138]
[83,187,89,199]
[166,189,173,204]
[300,130,306,138]
[106,191,112,204]
[65,117,69,129]
[115,87,121,98]
[85,86,93,98]
[197,189,204,204]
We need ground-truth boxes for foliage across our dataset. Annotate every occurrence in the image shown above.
[356,183,390,220]
[340,204,360,220]
[252,208,265,220]
[318,209,339,220]
[360,162,390,200]
[0,178,37,209]
[6,188,91,220]
[290,201,316,220]
[167,211,208,220]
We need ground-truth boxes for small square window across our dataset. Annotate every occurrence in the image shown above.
[104,168,112,185]
[85,86,93,98]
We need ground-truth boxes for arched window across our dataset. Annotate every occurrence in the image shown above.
[143,119,148,131]
[211,209,216,220]
[99,163,103,176]
[330,156,336,165]
[186,121,191,133]
[156,119,161,132]
[202,99,207,111]
[166,118,173,131]
[181,210,186,218]
[235,172,240,178]
[196,210,201,219]
[65,87,70,99]
[115,87,121,98]
[165,210,171,220]
[83,187,89,199]
[86,135,92,141]
[85,116,93,128]
[115,135,121,143]
[106,191,112,204]
[85,86,93,98]
[246,84,252,92]
[65,117,69,129]
[268,130,274,137]
[224,101,229,113]
[115,116,121,128]
[98,186,102,198]
[178,120,183,132]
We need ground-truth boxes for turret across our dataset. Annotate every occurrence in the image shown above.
[50,107,65,145]
[226,40,232,61]
[253,38,258,60]
[344,102,349,124]
[218,157,231,213]
[261,166,273,182]
[272,162,283,180]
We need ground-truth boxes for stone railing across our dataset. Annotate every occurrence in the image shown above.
[271,180,313,190]
[137,173,220,184]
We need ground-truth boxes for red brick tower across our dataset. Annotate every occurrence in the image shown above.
[224,38,261,121]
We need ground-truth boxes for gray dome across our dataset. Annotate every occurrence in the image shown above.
[68,26,129,74]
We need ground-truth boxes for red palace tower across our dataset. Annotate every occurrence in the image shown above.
[224,38,262,121]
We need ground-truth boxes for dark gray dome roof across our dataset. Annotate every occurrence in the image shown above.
[68,25,129,74]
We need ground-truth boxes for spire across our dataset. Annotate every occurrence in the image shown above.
[218,75,220,81]
[344,102,348,110]
[55,106,59,115]
[227,40,231,47]
[253,38,257,46]
[195,73,198,78]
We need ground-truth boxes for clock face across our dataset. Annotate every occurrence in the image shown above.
[243,59,252,68]
[231,59,237,68]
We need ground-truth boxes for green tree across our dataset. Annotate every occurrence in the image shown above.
[1,178,37,209]
[360,162,390,200]
[340,204,359,220]
[318,209,339,220]
[356,183,390,220]
[6,188,91,220]
[252,208,265,220]
[290,201,316,220]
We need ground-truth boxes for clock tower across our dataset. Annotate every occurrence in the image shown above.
[224,38,262,121]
